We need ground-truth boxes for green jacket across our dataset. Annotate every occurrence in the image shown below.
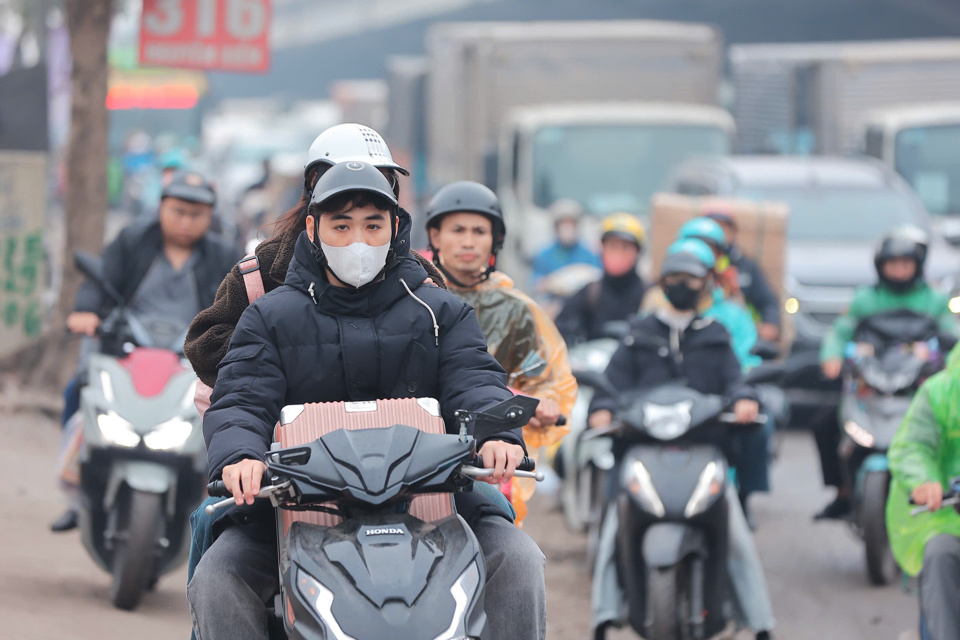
[820,282,956,362]
[886,347,960,576]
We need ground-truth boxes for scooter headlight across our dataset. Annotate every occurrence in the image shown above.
[684,461,726,518]
[844,420,875,449]
[296,569,360,640]
[96,411,140,447]
[643,401,693,440]
[143,417,194,451]
[625,460,665,517]
[433,560,482,640]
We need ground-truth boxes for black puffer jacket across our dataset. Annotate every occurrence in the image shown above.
[74,218,239,316]
[555,270,647,344]
[589,312,756,416]
[204,212,520,535]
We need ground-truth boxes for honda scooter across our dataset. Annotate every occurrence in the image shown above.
[205,396,542,640]
[71,251,207,609]
[589,383,763,640]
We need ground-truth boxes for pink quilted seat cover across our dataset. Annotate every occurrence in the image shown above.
[273,398,455,533]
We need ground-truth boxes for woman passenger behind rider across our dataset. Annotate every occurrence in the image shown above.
[586,245,776,640]
[183,124,445,389]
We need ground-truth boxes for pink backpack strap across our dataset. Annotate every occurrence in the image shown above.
[194,380,213,418]
[238,254,266,303]
[195,255,265,418]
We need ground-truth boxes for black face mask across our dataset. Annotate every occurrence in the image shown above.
[663,282,702,311]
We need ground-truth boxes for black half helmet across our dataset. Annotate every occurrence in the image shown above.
[424,181,505,250]
[310,160,398,211]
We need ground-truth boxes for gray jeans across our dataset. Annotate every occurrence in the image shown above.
[187,515,546,640]
[592,485,776,633]
[920,534,960,640]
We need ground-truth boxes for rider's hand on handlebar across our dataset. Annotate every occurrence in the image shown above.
[821,358,842,380]
[478,440,525,485]
[733,399,760,424]
[912,482,944,512]
[528,397,560,428]
[67,312,101,337]
[222,458,268,505]
[588,409,612,430]
[758,323,780,342]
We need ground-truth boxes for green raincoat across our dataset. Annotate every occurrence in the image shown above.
[820,283,956,362]
[886,345,960,576]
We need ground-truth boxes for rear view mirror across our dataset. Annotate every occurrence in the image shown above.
[508,351,548,385]
[73,250,125,306]
[457,396,540,442]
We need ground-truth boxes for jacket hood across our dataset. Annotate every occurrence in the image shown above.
[284,209,428,317]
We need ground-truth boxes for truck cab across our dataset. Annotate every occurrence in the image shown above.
[496,102,734,285]
[862,103,960,240]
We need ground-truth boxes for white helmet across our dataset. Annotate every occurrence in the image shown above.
[304,123,409,179]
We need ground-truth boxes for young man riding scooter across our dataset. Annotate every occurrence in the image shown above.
[587,243,776,640]
[189,163,546,640]
[424,181,578,524]
[815,226,958,520]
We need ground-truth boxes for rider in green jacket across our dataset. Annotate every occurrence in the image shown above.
[887,343,960,640]
[815,227,958,520]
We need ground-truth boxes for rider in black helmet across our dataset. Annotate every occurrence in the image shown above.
[425,181,578,524]
[190,164,548,640]
[815,225,957,520]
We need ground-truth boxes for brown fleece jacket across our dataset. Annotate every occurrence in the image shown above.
[184,227,446,387]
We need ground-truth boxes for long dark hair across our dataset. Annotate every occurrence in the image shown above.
[269,191,311,238]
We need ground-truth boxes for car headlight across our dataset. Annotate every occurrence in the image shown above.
[143,417,194,451]
[684,461,725,518]
[844,420,875,448]
[625,460,665,517]
[97,411,140,447]
[296,569,360,640]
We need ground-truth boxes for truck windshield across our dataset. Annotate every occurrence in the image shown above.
[894,124,960,217]
[531,124,729,216]
[734,187,922,241]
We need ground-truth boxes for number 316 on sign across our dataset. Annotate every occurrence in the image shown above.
[140,0,271,74]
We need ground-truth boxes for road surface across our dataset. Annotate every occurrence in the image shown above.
[0,414,920,639]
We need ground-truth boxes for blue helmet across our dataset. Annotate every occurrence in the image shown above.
[663,238,716,278]
[677,217,727,252]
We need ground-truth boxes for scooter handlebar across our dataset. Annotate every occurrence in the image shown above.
[469,455,536,472]
[207,480,230,497]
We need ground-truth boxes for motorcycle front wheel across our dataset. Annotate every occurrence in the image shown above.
[110,488,163,610]
[646,564,692,640]
[861,470,898,586]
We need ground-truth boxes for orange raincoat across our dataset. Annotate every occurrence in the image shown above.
[451,272,577,524]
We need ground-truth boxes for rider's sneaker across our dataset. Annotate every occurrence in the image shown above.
[813,496,851,521]
[50,508,79,532]
[756,631,773,640]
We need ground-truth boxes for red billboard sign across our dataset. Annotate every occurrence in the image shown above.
[139,0,271,74]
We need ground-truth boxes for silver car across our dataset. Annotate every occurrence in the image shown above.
[666,155,960,351]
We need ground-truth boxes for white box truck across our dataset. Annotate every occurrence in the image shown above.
[730,39,960,155]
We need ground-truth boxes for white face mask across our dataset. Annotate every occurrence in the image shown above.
[320,240,391,288]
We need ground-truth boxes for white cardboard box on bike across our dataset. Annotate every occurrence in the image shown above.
[648,192,791,301]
